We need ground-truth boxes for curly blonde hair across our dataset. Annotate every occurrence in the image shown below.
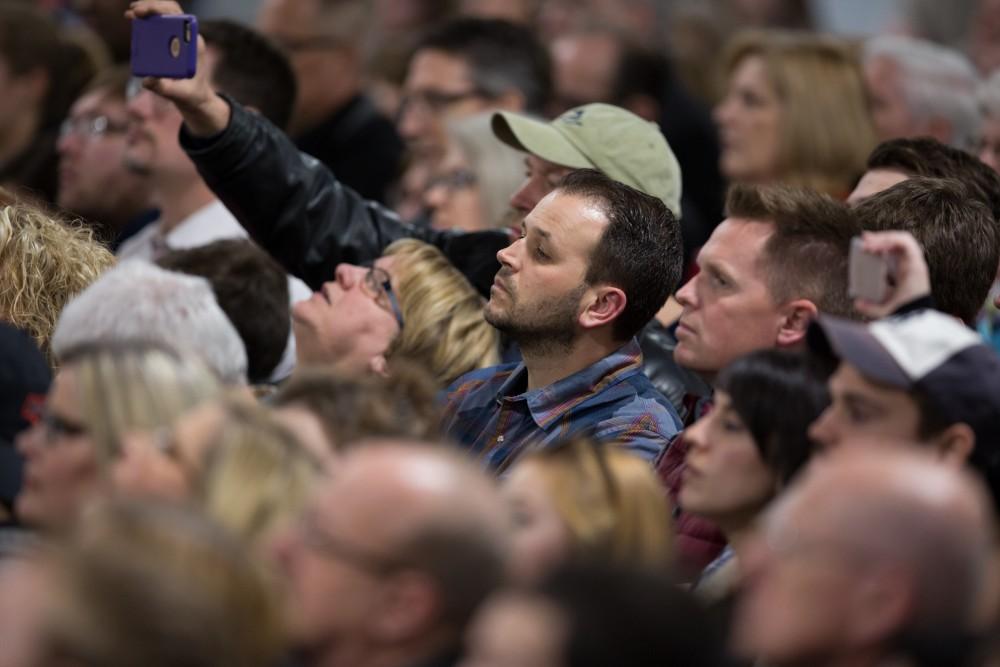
[0,197,114,363]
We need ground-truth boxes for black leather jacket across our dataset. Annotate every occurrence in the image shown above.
[181,96,699,415]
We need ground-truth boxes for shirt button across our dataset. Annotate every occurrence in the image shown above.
[497,435,505,443]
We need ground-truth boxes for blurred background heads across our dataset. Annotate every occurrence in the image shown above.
[863,34,981,151]
[715,30,875,197]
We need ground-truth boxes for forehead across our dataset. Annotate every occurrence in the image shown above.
[528,191,608,255]
[406,49,473,89]
[700,218,773,273]
[71,90,125,117]
[730,54,773,89]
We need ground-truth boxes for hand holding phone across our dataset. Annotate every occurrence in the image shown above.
[131,14,198,79]
[125,2,229,137]
[849,232,931,319]
[848,237,895,304]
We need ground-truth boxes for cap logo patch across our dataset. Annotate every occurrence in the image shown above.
[560,109,586,126]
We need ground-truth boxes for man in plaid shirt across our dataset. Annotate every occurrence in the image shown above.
[441,169,684,472]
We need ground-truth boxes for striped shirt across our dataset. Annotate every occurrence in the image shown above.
[441,339,681,473]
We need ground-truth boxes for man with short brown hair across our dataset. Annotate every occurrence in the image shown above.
[853,177,999,324]
[672,184,859,379]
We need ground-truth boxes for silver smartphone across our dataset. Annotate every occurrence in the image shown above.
[848,237,895,303]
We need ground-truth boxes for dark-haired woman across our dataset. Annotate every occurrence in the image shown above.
[680,348,829,614]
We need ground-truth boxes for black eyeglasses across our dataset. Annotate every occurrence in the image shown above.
[360,265,405,331]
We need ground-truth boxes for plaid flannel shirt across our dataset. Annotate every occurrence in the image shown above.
[441,339,681,473]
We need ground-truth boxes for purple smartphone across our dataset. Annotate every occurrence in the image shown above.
[130,15,198,79]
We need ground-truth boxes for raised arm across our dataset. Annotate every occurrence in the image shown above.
[126,0,510,293]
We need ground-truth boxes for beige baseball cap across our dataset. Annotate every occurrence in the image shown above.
[491,103,682,217]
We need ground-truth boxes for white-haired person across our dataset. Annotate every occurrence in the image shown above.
[864,34,981,151]
[51,261,248,385]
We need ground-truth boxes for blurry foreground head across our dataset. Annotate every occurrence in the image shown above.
[39,499,283,667]
[114,397,322,549]
[272,362,442,456]
[463,563,723,667]
[733,447,995,667]
[272,441,510,666]
[15,341,222,529]
[502,438,673,583]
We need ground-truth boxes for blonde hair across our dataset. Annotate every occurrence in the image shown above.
[722,30,876,196]
[43,499,283,667]
[60,342,223,470]
[0,198,115,363]
[521,439,674,571]
[194,399,322,546]
[384,239,499,385]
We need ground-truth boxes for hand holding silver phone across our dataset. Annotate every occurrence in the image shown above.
[848,237,896,303]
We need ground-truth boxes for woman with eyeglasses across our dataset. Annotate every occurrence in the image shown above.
[291,238,500,387]
[14,341,222,529]
[679,348,828,621]
[501,438,674,584]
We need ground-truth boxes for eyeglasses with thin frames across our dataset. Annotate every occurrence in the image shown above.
[59,115,129,141]
[359,264,405,331]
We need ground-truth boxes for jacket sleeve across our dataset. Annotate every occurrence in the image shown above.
[180,96,510,294]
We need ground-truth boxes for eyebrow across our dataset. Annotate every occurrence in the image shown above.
[701,257,733,282]
[841,392,882,414]
[522,219,551,241]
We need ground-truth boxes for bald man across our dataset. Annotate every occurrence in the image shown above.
[271,441,510,667]
[732,448,995,667]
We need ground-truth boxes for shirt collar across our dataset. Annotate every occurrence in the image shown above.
[495,338,645,428]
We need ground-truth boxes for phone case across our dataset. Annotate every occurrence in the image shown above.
[131,15,198,79]
[848,237,893,303]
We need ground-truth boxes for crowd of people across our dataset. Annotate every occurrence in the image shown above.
[3,0,1000,665]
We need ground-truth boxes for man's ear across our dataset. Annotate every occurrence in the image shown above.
[369,354,391,377]
[579,286,626,331]
[932,422,975,467]
[776,299,818,347]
